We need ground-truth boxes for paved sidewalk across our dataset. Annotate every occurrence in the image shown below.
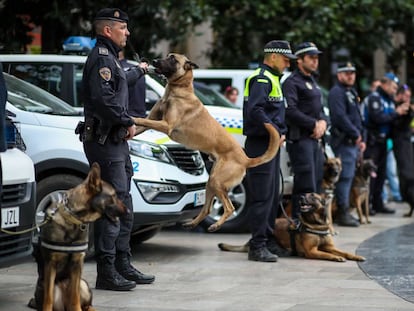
[0,202,413,311]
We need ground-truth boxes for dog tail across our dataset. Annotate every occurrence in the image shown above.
[247,123,280,168]
[218,242,249,253]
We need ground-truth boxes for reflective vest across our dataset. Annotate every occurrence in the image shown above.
[244,68,283,102]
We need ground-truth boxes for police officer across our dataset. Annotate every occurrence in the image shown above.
[243,40,296,262]
[282,42,328,223]
[364,73,408,214]
[328,62,365,227]
[119,50,147,117]
[391,84,414,216]
[81,8,155,291]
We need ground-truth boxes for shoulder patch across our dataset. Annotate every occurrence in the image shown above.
[372,101,380,110]
[99,67,111,81]
[98,47,109,55]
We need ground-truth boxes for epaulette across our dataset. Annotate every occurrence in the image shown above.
[98,47,109,56]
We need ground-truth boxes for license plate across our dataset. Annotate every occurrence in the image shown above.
[1,207,20,229]
[194,190,206,206]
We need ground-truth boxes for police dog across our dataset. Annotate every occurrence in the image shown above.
[31,163,127,311]
[273,193,365,262]
[350,158,377,224]
[133,53,280,232]
[321,157,342,235]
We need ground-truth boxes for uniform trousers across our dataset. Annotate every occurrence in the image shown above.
[364,139,387,211]
[245,136,281,250]
[332,143,359,211]
[83,139,134,264]
[287,137,324,220]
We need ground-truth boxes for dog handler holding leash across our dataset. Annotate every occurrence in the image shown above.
[243,40,296,262]
[80,8,154,291]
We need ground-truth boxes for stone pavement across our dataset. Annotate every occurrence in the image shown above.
[0,202,413,311]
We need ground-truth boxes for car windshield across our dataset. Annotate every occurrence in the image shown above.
[3,73,79,116]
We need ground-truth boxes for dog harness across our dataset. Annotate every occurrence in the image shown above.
[40,193,89,253]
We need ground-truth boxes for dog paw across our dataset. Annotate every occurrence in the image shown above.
[356,256,366,261]
[334,257,346,262]
[182,222,195,230]
[208,223,221,232]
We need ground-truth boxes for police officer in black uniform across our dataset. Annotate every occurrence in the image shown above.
[328,62,365,227]
[243,40,296,262]
[282,42,328,223]
[81,8,155,291]
[363,73,408,214]
[390,85,413,216]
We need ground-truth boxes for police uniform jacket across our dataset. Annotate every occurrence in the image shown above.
[365,86,398,138]
[82,35,144,134]
[282,69,328,138]
[328,82,364,144]
[243,64,286,137]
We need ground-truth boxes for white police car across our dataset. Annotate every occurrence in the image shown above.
[3,71,208,250]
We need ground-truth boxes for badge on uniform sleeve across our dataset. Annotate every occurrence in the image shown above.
[305,82,313,90]
[372,101,379,110]
[99,67,111,81]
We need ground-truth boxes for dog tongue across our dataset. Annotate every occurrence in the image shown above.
[370,171,377,178]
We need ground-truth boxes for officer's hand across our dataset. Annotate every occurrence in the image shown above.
[396,102,409,115]
[125,125,136,140]
[138,62,149,74]
[359,141,366,153]
[279,134,286,147]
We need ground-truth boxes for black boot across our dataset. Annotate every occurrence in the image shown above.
[336,209,359,227]
[115,253,155,284]
[96,258,136,291]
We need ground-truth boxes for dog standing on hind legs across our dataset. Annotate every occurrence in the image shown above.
[133,53,281,232]
[29,163,127,311]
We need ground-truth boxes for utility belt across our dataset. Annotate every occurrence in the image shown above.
[367,131,387,145]
[75,118,128,145]
[330,127,358,147]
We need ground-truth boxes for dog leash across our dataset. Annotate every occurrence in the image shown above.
[0,217,50,235]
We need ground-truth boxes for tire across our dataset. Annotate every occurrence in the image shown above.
[200,179,250,233]
[131,227,162,244]
[34,174,95,258]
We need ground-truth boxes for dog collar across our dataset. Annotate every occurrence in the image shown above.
[53,193,84,226]
[41,239,89,253]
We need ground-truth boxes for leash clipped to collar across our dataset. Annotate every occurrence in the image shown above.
[50,192,85,227]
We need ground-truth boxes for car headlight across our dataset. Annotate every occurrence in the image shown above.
[128,139,172,164]
[135,181,181,203]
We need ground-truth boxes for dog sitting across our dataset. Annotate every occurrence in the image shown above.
[274,193,366,262]
[29,163,127,311]
[349,158,377,224]
[133,53,281,232]
[321,157,342,234]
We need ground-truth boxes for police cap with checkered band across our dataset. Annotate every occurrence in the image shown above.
[263,40,297,59]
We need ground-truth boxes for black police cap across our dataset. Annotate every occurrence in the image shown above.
[295,42,322,56]
[94,8,128,23]
[337,61,356,73]
[263,40,297,59]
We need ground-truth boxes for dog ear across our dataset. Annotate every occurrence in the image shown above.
[86,162,103,194]
[184,60,199,70]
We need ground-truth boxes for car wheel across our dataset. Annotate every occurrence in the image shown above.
[131,227,162,244]
[35,174,95,258]
[201,179,249,233]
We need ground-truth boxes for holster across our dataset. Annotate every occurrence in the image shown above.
[74,121,85,142]
[84,117,95,142]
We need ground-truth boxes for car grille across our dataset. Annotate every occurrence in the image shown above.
[0,183,32,261]
[1,184,27,205]
[166,146,205,176]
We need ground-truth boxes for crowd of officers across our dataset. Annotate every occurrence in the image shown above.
[243,39,414,262]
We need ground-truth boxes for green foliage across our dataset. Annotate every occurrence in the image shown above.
[1,0,414,74]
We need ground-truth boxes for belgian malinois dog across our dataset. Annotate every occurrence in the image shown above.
[219,193,365,262]
[133,53,281,232]
[350,158,377,224]
[30,163,127,311]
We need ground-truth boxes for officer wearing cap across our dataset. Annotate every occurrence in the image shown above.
[243,40,296,262]
[282,42,328,223]
[81,8,154,291]
[328,62,365,226]
[363,72,408,214]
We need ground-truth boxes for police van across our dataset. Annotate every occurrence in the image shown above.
[0,117,36,266]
